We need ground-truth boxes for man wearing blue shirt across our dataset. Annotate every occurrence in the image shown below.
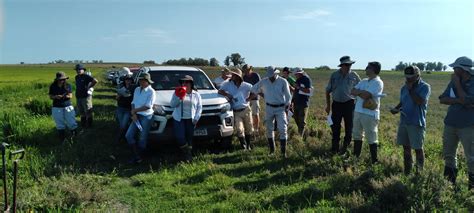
[391,66,431,174]
[439,56,474,189]
[291,67,312,137]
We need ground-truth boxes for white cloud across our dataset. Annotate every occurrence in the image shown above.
[101,28,176,44]
[282,9,331,20]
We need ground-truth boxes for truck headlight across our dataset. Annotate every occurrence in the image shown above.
[153,104,166,116]
[220,103,231,113]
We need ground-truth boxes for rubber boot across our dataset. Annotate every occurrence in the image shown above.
[353,140,363,157]
[268,138,275,155]
[181,145,192,162]
[331,139,340,154]
[238,137,247,150]
[340,140,351,155]
[404,152,413,175]
[443,166,457,186]
[80,116,87,128]
[469,173,474,190]
[415,154,424,174]
[369,143,378,164]
[58,129,66,142]
[280,139,287,158]
[245,135,252,151]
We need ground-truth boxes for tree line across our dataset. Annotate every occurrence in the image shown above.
[394,61,448,72]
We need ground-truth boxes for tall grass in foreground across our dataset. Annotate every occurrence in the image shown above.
[0,65,472,211]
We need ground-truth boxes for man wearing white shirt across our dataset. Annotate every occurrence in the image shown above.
[125,73,156,164]
[219,68,254,150]
[213,67,231,89]
[249,66,292,157]
[349,62,384,164]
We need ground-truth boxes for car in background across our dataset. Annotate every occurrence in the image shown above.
[133,66,234,143]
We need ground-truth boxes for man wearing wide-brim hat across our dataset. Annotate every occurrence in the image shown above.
[74,64,98,128]
[325,56,361,154]
[218,68,254,151]
[213,67,232,89]
[439,56,474,189]
[249,66,292,157]
[49,71,78,142]
[125,72,156,164]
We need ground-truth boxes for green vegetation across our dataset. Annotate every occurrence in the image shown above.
[0,64,472,211]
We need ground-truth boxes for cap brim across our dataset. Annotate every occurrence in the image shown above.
[404,74,416,78]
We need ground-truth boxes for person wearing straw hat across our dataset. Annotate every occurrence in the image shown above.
[439,56,474,189]
[243,64,262,132]
[213,67,232,89]
[390,65,431,174]
[291,67,312,137]
[249,66,292,157]
[49,72,78,142]
[219,68,254,150]
[74,64,98,128]
[125,72,156,164]
[349,62,384,164]
[171,75,202,162]
[325,56,361,153]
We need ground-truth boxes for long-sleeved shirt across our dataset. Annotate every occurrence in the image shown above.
[171,90,202,122]
[439,77,474,128]
[326,69,361,102]
[251,76,292,106]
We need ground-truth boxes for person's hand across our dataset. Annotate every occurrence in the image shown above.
[192,119,198,126]
[325,105,330,114]
[55,95,63,99]
[131,113,138,122]
[451,73,461,83]
[406,81,414,90]
[226,94,234,101]
[390,107,400,115]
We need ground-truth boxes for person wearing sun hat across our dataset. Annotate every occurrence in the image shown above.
[390,65,431,175]
[49,72,78,142]
[439,56,474,189]
[74,64,98,128]
[291,67,313,137]
[219,68,254,151]
[171,75,202,162]
[249,66,292,157]
[213,67,232,89]
[125,72,156,164]
[325,56,361,153]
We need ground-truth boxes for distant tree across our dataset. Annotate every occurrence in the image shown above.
[144,60,156,64]
[442,65,447,71]
[425,62,436,71]
[394,61,408,71]
[230,53,245,66]
[224,56,231,66]
[315,65,331,71]
[20,62,24,65]
[415,62,426,71]
[435,62,443,71]
[210,58,219,67]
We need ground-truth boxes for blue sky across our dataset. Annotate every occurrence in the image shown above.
[0,0,473,69]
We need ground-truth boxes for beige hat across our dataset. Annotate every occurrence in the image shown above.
[338,56,355,67]
[55,72,69,80]
[404,65,421,78]
[138,73,154,84]
[229,68,243,80]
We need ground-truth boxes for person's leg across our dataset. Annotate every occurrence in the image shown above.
[184,119,195,161]
[137,114,153,152]
[251,100,260,132]
[459,126,474,189]
[442,125,460,185]
[331,101,343,153]
[363,114,379,164]
[403,146,413,175]
[349,112,363,155]
[234,110,246,149]
[52,107,66,142]
[86,96,93,127]
[76,98,87,128]
[242,107,254,150]
[117,107,131,143]
[408,125,425,173]
[125,120,140,162]
[276,107,288,157]
[265,107,276,154]
[342,100,355,149]
[64,105,78,139]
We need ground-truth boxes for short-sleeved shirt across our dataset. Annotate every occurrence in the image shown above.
[251,75,292,106]
[132,86,156,116]
[326,70,361,102]
[49,83,73,107]
[213,76,229,89]
[75,74,94,98]
[220,80,253,110]
[117,85,135,109]
[439,77,474,128]
[244,72,261,100]
[399,79,431,127]
[293,75,312,108]
[284,76,296,87]
[354,76,384,119]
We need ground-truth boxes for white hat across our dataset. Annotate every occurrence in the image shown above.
[449,56,474,75]
[292,67,304,74]
[266,66,280,77]
[119,67,132,76]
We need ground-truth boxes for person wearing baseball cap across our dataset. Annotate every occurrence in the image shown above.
[242,64,262,132]
[249,66,292,157]
[281,67,296,93]
[218,68,254,151]
[49,72,78,142]
[74,64,98,128]
[125,72,156,164]
[325,56,361,153]
[115,72,136,143]
[291,67,313,137]
[213,67,232,89]
[390,65,431,175]
[439,56,474,189]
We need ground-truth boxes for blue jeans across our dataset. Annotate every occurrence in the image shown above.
[173,119,194,147]
[125,114,153,149]
[116,107,131,129]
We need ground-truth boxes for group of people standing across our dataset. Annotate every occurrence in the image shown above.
[48,55,474,190]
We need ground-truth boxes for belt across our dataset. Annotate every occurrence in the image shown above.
[266,103,285,108]
[233,107,246,112]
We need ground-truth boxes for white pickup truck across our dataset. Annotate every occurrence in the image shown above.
[133,66,234,143]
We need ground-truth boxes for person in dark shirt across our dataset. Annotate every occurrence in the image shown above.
[291,67,312,137]
[49,72,78,142]
[116,74,135,143]
[74,64,98,128]
[242,64,261,132]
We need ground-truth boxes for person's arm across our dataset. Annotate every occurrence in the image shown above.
[282,80,292,106]
[351,81,373,100]
[88,76,98,89]
[409,83,430,105]
[248,81,261,101]
[218,83,233,100]
[439,81,460,105]
[193,93,203,125]
[325,75,333,114]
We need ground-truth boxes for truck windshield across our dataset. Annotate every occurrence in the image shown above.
[149,71,215,90]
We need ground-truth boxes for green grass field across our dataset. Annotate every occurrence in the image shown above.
[0,64,472,211]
